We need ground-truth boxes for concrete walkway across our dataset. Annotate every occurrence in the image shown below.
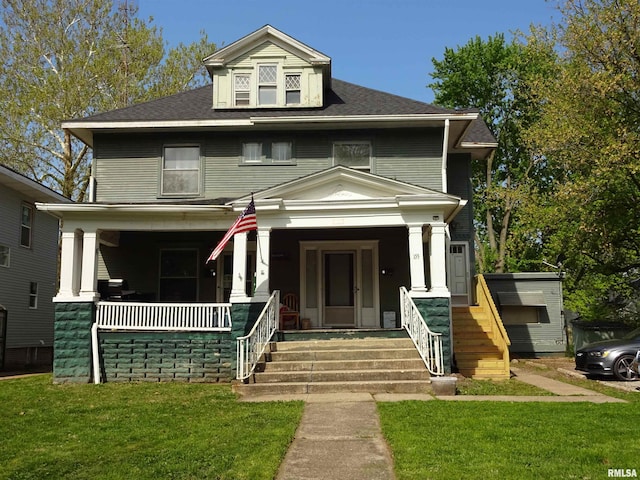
[244,369,630,480]
[275,399,395,480]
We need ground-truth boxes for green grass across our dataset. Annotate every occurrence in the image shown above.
[378,400,640,480]
[0,375,304,480]
[455,378,554,396]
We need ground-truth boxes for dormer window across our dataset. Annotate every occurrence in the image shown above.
[234,74,251,106]
[258,65,277,105]
[285,74,301,105]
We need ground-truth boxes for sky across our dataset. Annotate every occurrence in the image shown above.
[137,0,559,104]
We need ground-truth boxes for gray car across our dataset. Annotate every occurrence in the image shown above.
[575,327,640,381]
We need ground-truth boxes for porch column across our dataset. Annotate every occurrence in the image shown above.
[254,227,271,301]
[407,223,427,293]
[229,232,248,302]
[57,230,82,299]
[429,222,449,294]
[79,230,100,301]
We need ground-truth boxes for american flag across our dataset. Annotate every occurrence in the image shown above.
[206,198,257,263]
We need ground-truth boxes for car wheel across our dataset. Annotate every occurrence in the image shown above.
[613,354,639,381]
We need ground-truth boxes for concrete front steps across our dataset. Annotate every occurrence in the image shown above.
[452,306,511,379]
[234,335,432,396]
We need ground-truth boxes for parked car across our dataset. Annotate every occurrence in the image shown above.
[575,327,640,381]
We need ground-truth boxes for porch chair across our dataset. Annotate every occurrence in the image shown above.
[280,293,300,330]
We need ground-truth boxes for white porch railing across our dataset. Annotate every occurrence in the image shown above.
[95,301,232,331]
[399,287,444,376]
[92,301,232,384]
[236,290,279,381]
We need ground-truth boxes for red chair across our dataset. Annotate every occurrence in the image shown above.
[279,293,300,330]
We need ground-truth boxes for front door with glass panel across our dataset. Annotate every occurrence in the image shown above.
[323,251,356,327]
[301,241,379,329]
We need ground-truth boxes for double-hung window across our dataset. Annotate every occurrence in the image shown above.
[234,74,251,106]
[29,282,38,309]
[0,245,9,267]
[258,64,277,105]
[243,143,263,163]
[272,142,292,162]
[333,142,372,170]
[159,249,198,302]
[20,204,33,248]
[285,74,301,105]
[161,146,201,196]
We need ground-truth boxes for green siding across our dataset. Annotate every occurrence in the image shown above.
[93,129,454,203]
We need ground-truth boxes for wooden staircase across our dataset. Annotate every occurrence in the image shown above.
[233,335,432,396]
[452,306,510,379]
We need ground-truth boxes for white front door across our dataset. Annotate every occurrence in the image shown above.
[301,241,379,328]
[448,242,470,305]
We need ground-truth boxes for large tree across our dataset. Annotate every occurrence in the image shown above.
[429,34,555,273]
[525,0,640,321]
[0,0,215,200]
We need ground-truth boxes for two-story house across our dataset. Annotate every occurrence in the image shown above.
[38,26,510,387]
[0,164,70,370]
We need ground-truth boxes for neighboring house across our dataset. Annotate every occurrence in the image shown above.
[37,25,508,384]
[0,165,70,370]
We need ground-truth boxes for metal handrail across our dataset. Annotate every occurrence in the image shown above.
[399,287,444,376]
[236,290,279,381]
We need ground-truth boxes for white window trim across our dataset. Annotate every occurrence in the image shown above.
[234,72,252,107]
[332,141,372,170]
[0,245,9,268]
[285,72,302,105]
[242,142,264,164]
[258,63,278,106]
[160,145,202,197]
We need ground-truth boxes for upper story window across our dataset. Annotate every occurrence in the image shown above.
[242,142,293,164]
[333,142,372,170]
[0,245,9,267]
[20,204,33,248]
[234,74,251,106]
[285,74,301,105]
[243,143,263,163]
[272,142,292,162]
[29,282,38,309]
[161,146,201,196]
[258,65,277,105]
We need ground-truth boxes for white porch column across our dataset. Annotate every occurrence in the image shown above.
[254,227,271,301]
[429,222,449,294]
[407,224,427,293]
[79,230,100,301]
[229,232,248,302]
[57,230,82,300]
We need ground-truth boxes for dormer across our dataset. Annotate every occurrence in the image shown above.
[203,25,331,110]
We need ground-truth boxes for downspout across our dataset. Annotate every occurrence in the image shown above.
[441,119,450,193]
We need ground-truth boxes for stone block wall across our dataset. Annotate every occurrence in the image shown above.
[413,296,452,374]
[99,332,233,382]
[54,302,95,383]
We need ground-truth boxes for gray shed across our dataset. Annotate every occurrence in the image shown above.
[483,273,566,355]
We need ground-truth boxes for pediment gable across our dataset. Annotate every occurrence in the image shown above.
[204,25,330,69]
[240,166,460,204]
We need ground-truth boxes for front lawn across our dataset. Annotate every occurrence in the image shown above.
[378,400,639,480]
[0,375,303,480]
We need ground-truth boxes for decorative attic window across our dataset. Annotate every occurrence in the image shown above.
[161,146,201,196]
[258,64,277,105]
[285,74,301,105]
[333,142,371,170]
[234,74,251,106]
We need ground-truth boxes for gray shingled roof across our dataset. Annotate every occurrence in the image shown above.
[68,78,496,145]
